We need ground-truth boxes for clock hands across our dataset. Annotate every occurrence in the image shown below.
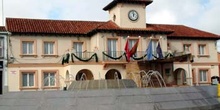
[128,10,138,21]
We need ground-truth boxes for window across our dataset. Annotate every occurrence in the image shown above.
[44,42,54,55]
[73,42,83,58]
[199,70,208,82]
[0,38,3,57]
[42,70,59,89]
[22,73,34,87]
[107,39,117,57]
[43,72,56,87]
[198,44,206,55]
[183,44,191,53]
[20,70,38,90]
[22,41,34,54]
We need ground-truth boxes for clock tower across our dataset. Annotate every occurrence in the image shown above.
[103,0,153,28]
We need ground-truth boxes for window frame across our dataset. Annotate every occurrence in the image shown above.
[20,39,37,57]
[19,70,38,90]
[72,41,85,58]
[107,37,119,57]
[183,43,193,54]
[197,43,209,57]
[41,70,59,89]
[42,40,58,57]
[198,68,211,84]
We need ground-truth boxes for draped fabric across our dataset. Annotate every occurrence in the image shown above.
[129,39,139,57]
[146,40,153,60]
[156,42,163,59]
[124,39,131,62]
[124,39,139,62]
[108,39,117,57]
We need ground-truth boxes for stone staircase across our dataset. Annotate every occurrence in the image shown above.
[68,79,137,90]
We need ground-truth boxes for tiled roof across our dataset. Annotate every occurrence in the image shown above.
[147,24,220,39]
[6,18,106,35]
[6,18,219,39]
[6,18,171,35]
[103,0,153,11]
[0,26,6,32]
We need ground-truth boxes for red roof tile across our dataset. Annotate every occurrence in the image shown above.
[148,24,220,39]
[6,18,219,39]
[6,18,171,35]
[96,21,171,33]
[6,18,105,35]
[0,26,6,32]
[103,0,153,11]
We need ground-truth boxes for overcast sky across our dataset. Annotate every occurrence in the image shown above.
[0,0,220,35]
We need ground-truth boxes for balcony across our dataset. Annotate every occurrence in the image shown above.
[62,50,192,65]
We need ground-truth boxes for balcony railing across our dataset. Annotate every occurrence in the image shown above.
[62,50,191,65]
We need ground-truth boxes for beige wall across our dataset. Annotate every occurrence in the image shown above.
[7,32,219,91]
[9,35,94,63]
[109,3,146,28]
[169,39,218,62]
[170,39,219,85]
[8,66,64,91]
[8,63,128,91]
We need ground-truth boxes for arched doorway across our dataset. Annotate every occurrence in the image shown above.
[105,69,122,79]
[75,69,94,80]
[174,68,187,86]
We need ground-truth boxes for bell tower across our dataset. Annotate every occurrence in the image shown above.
[103,0,153,28]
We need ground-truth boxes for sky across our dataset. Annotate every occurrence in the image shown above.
[0,0,220,49]
[0,0,219,34]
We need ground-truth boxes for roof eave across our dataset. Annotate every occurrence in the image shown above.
[103,0,153,11]
[10,32,89,36]
[167,35,220,40]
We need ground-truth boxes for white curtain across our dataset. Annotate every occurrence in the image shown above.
[107,39,117,57]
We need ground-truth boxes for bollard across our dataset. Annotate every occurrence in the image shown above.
[218,84,220,97]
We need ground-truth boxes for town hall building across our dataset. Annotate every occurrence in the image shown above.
[3,0,220,91]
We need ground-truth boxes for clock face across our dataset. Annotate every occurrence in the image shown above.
[128,10,139,21]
